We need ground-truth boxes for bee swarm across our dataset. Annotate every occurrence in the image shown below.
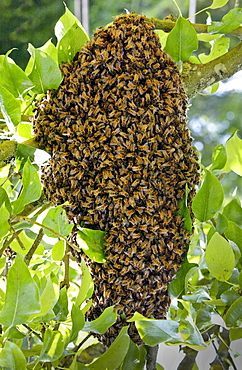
[33,14,200,346]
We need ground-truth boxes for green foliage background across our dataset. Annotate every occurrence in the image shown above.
[0,1,242,369]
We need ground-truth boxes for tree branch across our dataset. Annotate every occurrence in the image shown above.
[147,17,242,39]
[146,345,159,370]
[182,41,242,99]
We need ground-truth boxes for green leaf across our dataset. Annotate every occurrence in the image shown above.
[192,169,224,222]
[216,212,228,234]
[28,275,59,320]
[27,43,62,94]
[120,340,147,370]
[131,315,182,346]
[230,328,242,341]
[0,255,40,326]
[69,304,85,343]
[224,296,242,327]
[76,260,94,306]
[222,132,242,176]
[42,205,73,237]
[10,230,44,256]
[0,341,26,369]
[223,199,242,226]
[179,318,207,349]
[53,286,69,321]
[208,8,242,34]
[0,186,12,213]
[89,326,130,370]
[57,22,89,64]
[206,232,235,281]
[0,85,21,130]
[155,30,168,48]
[225,221,242,253]
[221,290,240,306]
[52,239,65,261]
[0,203,10,239]
[169,261,197,298]
[164,16,198,62]
[12,158,42,214]
[0,55,33,98]
[83,306,117,334]
[210,0,230,9]
[199,36,230,64]
[77,228,106,263]
[55,5,88,42]
[39,328,64,361]
[177,185,192,232]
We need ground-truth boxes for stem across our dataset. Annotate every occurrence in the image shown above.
[59,333,92,368]
[9,224,25,250]
[22,324,43,342]
[10,216,78,252]
[24,228,44,266]
[177,346,198,370]
[146,345,159,370]
[172,0,182,17]
[61,243,70,289]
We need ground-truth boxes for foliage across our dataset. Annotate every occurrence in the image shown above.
[0,2,242,369]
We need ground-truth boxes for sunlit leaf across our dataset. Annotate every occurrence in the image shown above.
[10,230,44,256]
[0,255,40,326]
[155,30,168,48]
[77,228,106,263]
[199,36,230,64]
[0,203,10,239]
[230,327,242,341]
[222,132,242,176]
[210,0,230,9]
[27,43,62,94]
[89,326,130,370]
[83,306,117,334]
[0,85,21,130]
[224,296,242,326]
[225,221,242,253]
[165,17,198,62]
[223,199,242,227]
[0,341,26,369]
[206,232,235,281]
[58,22,89,64]
[52,239,65,261]
[192,169,224,221]
[28,275,59,320]
[0,55,33,98]
[55,5,88,42]
[169,261,197,298]
[179,318,207,349]
[42,205,73,237]
[12,158,42,214]
[39,328,64,361]
[208,8,242,33]
[76,260,94,306]
[69,304,85,343]
[128,313,182,346]
[211,144,227,170]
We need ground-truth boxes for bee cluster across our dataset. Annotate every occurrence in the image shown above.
[33,14,200,345]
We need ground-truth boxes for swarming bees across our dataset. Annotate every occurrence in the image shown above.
[33,14,200,346]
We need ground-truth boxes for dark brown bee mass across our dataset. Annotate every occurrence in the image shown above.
[33,14,200,345]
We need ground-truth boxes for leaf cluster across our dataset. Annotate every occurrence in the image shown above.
[0,2,241,369]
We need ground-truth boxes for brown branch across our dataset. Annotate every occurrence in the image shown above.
[177,347,198,370]
[147,17,242,39]
[146,345,159,370]
[24,228,44,266]
[181,41,242,99]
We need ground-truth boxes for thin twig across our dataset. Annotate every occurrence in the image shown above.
[146,345,159,370]
[22,324,43,342]
[9,224,25,250]
[9,216,78,252]
[60,243,70,289]
[24,228,44,266]
[59,333,92,368]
